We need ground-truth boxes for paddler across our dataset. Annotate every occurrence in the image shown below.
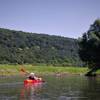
[28,73,41,80]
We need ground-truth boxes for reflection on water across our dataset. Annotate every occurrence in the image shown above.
[0,75,100,100]
[0,82,22,100]
[20,83,44,100]
[80,77,100,100]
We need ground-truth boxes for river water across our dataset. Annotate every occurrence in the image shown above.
[0,75,100,100]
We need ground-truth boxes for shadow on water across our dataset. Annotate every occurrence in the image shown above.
[0,75,100,100]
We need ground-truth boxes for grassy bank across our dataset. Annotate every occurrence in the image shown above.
[0,64,91,76]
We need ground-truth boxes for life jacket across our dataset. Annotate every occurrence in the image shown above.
[28,76,35,80]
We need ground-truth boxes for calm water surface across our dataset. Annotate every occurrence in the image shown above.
[0,75,100,100]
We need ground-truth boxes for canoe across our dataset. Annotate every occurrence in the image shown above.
[24,79,44,84]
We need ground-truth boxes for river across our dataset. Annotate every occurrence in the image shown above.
[0,75,100,100]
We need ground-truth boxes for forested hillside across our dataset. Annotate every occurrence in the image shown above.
[0,28,82,66]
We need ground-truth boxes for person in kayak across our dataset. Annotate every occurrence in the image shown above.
[28,73,41,80]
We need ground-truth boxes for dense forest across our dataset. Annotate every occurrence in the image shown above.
[0,28,82,66]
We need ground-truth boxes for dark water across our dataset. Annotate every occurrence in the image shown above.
[0,75,100,100]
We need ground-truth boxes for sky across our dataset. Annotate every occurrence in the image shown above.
[0,0,100,39]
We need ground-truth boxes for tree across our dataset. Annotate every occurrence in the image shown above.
[79,19,100,76]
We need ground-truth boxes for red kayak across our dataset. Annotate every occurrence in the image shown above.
[24,79,44,84]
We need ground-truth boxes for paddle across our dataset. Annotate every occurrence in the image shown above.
[20,65,30,76]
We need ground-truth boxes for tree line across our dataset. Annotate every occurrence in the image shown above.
[0,28,81,66]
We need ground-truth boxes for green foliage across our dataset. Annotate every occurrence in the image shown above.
[0,64,88,76]
[79,19,100,68]
[0,28,81,66]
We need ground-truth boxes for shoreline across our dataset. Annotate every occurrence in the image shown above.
[0,64,100,77]
[0,71,100,78]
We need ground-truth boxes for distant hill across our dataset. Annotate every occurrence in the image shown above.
[0,28,82,66]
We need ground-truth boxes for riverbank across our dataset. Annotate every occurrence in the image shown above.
[0,64,99,76]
